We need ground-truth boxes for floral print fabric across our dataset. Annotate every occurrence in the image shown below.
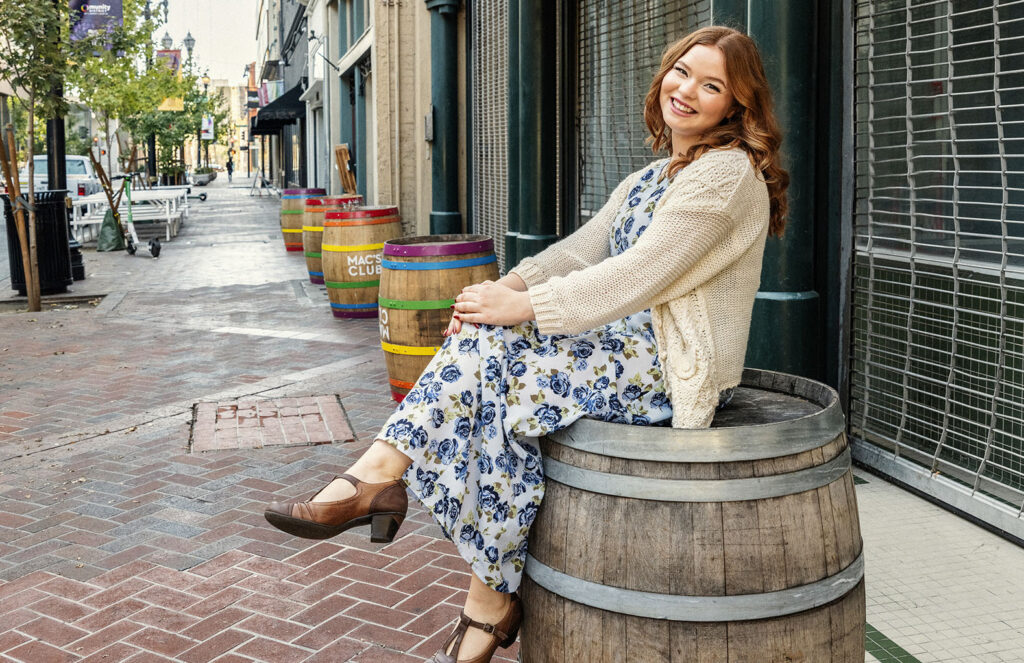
[379,161,674,592]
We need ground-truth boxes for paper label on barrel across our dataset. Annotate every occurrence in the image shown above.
[347,253,382,277]
[379,307,390,342]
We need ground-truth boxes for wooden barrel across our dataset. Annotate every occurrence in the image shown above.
[303,195,364,284]
[281,188,325,251]
[378,235,499,402]
[520,369,865,663]
[321,206,402,318]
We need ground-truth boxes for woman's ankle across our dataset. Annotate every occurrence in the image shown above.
[347,440,411,483]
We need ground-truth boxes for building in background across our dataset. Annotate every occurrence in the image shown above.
[252,0,308,189]
[251,0,1024,544]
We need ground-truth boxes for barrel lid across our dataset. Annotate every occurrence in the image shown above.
[384,235,493,257]
[283,188,326,195]
[325,206,399,220]
[546,369,845,463]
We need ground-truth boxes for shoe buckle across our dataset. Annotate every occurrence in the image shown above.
[482,624,495,634]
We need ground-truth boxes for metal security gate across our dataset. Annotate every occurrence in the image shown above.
[576,0,711,223]
[470,0,510,270]
[850,0,1024,538]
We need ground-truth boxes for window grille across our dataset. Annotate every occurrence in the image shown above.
[471,0,509,271]
[576,0,710,223]
[851,0,1024,534]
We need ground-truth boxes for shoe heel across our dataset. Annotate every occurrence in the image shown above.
[500,622,520,648]
[369,513,402,543]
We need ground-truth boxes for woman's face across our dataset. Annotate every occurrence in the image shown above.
[659,44,735,155]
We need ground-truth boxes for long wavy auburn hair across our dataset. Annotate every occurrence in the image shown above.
[643,26,789,236]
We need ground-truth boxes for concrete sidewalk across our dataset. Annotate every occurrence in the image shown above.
[0,176,1022,662]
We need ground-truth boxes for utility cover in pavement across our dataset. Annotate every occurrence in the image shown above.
[190,395,354,452]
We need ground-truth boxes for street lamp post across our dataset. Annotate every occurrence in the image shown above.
[201,73,211,168]
[183,31,197,171]
[143,0,167,183]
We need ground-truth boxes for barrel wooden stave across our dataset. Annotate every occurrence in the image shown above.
[302,197,363,285]
[520,373,865,663]
[321,209,401,318]
[280,190,324,251]
[378,235,499,400]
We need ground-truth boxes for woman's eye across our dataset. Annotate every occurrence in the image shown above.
[705,84,721,92]
[675,66,687,76]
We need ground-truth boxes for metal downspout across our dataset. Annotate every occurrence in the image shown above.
[509,0,559,263]
[425,0,461,234]
[714,1,823,380]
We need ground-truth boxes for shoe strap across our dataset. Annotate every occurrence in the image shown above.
[458,611,510,644]
[337,473,360,487]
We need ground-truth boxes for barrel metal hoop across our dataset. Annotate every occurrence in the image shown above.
[302,226,324,232]
[543,448,851,502]
[379,297,455,310]
[330,302,378,310]
[326,279,380,289]
[547,399,845,463]
[323,242,386,252]
[281,228,303,234]
[381,255,497,271]
[381,341,441,356]
[524,551,864,622]
[304,252,322,258]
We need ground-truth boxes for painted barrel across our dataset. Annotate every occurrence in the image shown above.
[378,235,500,402]
[303,195,364,284]
[281,188,325,251]
[520,369,865,663]
[321,206,403,318]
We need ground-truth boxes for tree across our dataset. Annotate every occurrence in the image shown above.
[66,0,175,175]
[0,0,72,311]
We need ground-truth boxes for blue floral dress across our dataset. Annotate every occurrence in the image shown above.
[379,160,673,592]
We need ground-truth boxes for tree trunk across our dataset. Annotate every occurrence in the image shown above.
[2,125,36,312]
[25,98,41,312]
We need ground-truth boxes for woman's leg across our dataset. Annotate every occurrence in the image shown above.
[446,573,515,659]
[309,440,412,502]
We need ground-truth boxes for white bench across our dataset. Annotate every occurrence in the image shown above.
[72,189,188,242]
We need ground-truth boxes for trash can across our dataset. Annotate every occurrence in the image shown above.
[3,190,73,296]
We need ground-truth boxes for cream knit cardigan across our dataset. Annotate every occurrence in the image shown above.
[508,147,770,429]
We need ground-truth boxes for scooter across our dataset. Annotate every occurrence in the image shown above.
[122,179,160,258]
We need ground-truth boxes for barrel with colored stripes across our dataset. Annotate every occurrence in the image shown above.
[303,195,364,284]
[281,189,325,251]
[321,206,402,318]
[378,235,499,402]
[520,369,865,663]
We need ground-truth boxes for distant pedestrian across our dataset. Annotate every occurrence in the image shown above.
[226,156,234,182]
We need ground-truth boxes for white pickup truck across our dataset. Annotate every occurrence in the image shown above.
[16,154,103,202]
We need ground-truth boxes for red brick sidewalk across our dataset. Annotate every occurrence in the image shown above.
[0,184,520,662]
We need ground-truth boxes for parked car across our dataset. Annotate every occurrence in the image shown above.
[17,154,103,203]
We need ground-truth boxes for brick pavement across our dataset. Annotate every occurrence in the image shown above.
[0,177,518,662]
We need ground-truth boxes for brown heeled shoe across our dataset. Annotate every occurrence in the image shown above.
[264,473,407,543]
[429,593,522,663]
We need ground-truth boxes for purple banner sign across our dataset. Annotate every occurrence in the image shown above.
[70,1,124,43]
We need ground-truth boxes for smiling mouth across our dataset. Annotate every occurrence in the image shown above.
[671,98,696,115]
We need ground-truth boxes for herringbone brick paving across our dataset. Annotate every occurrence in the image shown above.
[0,178,518,662]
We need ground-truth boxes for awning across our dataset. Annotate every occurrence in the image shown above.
[251,83,303,135]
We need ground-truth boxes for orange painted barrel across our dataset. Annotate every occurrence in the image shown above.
[303,195,363,284]
[378,235,499,402]
[321,206,403,319]
[281,189,325,251]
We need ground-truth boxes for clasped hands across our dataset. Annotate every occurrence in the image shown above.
[444,280,535,336]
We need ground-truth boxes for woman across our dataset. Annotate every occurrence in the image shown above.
[266,25,788,663]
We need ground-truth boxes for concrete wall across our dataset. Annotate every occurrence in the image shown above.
[371,1,466,237]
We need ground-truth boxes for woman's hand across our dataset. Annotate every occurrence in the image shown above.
[444,280,535,336]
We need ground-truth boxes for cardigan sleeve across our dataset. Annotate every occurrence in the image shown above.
[527,149,753,335]
[506,168,639,288]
